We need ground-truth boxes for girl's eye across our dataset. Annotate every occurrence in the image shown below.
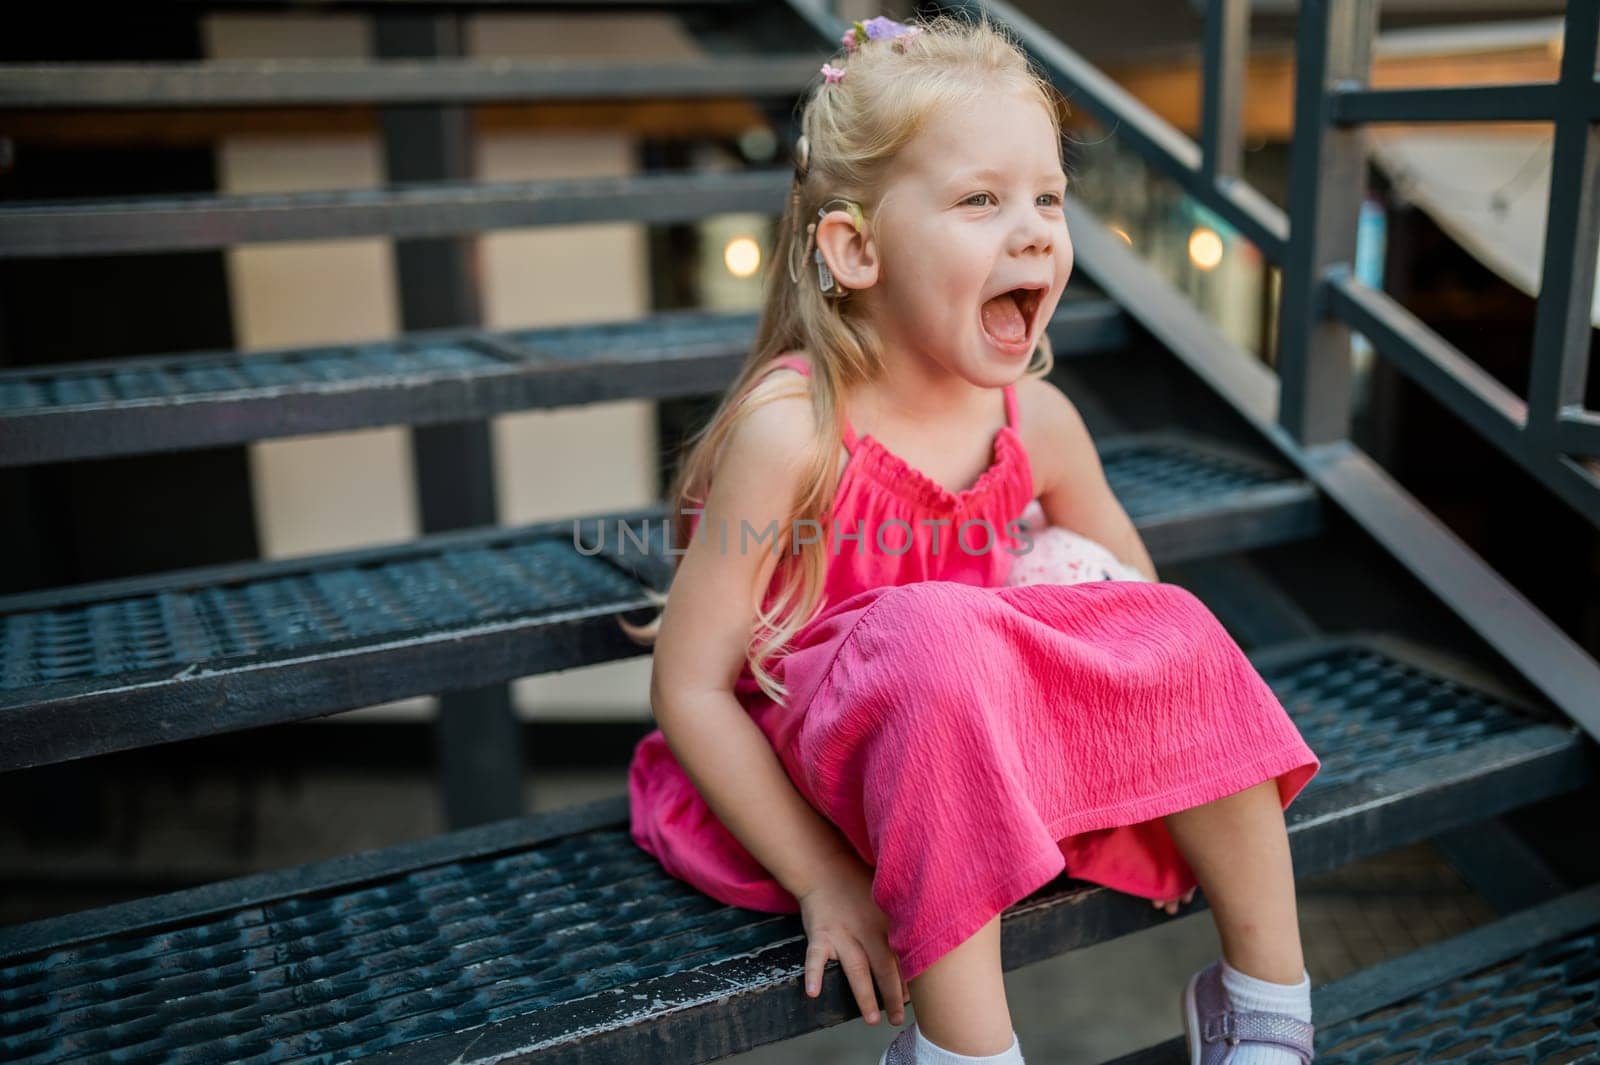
[964,192,1064,208]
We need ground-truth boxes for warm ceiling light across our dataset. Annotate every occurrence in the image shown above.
[724,236,762,278]
[1188,227,1223,270]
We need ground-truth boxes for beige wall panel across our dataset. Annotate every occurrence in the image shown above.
[466,12,701,59]
[207,14,416,564]
[202,13,370,60]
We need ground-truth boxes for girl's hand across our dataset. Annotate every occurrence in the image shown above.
[1152,886,1198,916]
[796,850,909,1027]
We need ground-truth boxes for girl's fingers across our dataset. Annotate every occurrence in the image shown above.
[869,948,907,1026]
[1152,888,1198,912]
[838,942,881,1024]
[804,940,831,997]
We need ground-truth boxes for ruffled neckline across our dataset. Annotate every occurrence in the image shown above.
[849,423,1029,511]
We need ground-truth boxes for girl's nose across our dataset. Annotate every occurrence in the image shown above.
[1009,209,1053,256]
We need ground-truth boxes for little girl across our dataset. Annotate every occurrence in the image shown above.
[625,14,1321,1065]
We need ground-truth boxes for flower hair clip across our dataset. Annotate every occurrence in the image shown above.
[823,15,924,81]
[844,15,925,51]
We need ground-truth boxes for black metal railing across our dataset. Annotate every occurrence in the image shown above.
[1304,2,1598,521]
[967,0,1596,517]
[953,0,1593,518]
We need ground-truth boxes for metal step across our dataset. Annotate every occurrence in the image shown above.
[0,430,1320,771]
[1105,880,1600,1064]
[0,634,1588,1064]
[0,295,1130,467]
[0,168,796,259]
[0,55,823,110]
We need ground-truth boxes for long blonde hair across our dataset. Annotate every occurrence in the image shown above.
[620,12,1067,706]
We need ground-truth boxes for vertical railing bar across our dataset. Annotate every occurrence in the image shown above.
[1276,0,1376,447]
[1525,3,1600,460]
[375,12,526,831]
[1199,0,1249,185]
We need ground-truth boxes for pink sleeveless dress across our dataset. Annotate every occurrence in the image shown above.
[628,355,1321,984]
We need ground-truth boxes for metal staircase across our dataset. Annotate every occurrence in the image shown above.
[2,0,1598,1061]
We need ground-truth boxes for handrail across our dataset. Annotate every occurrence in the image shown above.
[1324,270,1599,524]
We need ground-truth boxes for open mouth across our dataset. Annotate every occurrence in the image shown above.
[1012,287,1043,333]
[980,286,1045,349]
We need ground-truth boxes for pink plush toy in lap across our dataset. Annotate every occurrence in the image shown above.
[1005,499,1149,587]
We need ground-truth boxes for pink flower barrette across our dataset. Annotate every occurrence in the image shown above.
[824,16,924,81]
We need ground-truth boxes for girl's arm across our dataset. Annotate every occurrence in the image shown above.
[649,379,856,901]
[1026,378,1160,582]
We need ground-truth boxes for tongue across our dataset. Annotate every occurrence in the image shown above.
[981,292,1026,343]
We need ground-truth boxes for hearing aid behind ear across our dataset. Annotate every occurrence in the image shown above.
[790,197,866,293]
[821,199,867,235]
[812,199,866,294]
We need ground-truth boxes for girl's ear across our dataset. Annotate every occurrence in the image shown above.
[814,208,879,292]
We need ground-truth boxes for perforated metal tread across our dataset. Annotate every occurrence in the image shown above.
[0,506,664,773]
[1317,910,1600,1063]
[0,430,1319,771]
[1106,883,1600,1065]
[1095,431,1322,564]
[0,294,1126,467]
[0,634,1590,1065]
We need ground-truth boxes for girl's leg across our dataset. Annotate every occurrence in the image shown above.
[1162,778,1306,984]
[906,914,1015,1056]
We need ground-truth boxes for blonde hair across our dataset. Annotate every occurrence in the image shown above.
[621,11,1067,706]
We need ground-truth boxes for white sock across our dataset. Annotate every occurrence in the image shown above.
[1218,957,1312,1065]
[912,1022,1025,1065]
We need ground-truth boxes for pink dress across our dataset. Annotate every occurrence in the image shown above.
[628,354,1321,984]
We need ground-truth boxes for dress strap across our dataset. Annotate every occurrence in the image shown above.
[1003,382,1019,431]
[769,354,812,378]
[761,354,860,453]
[839,409,859,452]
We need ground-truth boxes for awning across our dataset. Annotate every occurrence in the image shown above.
[1367,123,1599,330]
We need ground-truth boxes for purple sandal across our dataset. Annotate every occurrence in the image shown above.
[1181,960,1316,1064]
